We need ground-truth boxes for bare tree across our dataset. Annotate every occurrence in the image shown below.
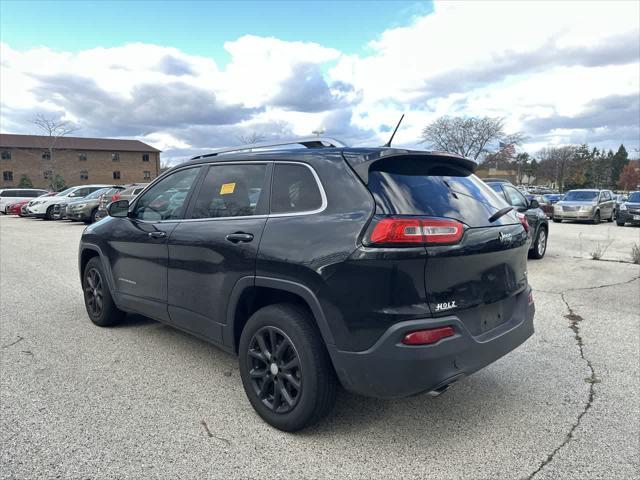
[421,116,522,161]
[237,131,265,145]
[32,114,78,190]
[536,145,576,191]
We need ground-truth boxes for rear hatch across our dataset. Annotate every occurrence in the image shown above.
[348,152,529,334]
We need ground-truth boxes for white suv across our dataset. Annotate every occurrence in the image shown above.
[0,188,49,213]
[27,185,109,219]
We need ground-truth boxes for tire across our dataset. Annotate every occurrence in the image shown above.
[591,211,600,224]
[616,220,625,226]
[44,206,54,220]
[82,257,125,327]
[553,218,562,223]
[528,227,547,259]
[89,208,99,224]
[238,303,337,432]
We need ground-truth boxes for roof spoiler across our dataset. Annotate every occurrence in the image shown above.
[342,149,478,183]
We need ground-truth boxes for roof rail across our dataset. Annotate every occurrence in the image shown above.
[191,136,348,160]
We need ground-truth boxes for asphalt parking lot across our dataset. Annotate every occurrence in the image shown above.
[1,215,639,480]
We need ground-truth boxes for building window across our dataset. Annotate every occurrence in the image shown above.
[2,171,13,181]
[79,153,87,161]
[113,171,121,180]
[44,170,53,179]
[80,170,89,180]
[1,151,11,160]
[142,153,149,162]
[112,153,120,162]
[42,151,51,160]
[143,170,151,180]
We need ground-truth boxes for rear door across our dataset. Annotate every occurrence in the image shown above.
[166,162,270,343]
[364,157,529,332]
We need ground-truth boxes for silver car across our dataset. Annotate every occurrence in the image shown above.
[553,189,615,224]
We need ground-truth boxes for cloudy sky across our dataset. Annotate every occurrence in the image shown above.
[1,0,639,164]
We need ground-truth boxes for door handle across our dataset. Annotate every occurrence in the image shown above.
[225,232,254,243]
[148,231,166,239]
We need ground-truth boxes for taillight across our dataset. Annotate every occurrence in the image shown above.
[366,217,464,246]
[517,213,529,233]
[402,326,455,345]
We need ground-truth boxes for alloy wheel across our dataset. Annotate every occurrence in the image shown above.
[537,229,547,256]
[247,326,302,414]
[84,268,104,317]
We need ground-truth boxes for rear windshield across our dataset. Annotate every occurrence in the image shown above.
[367,159,514,227]
[563,191,597,201]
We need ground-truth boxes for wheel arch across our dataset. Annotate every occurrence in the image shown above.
[227,276,336,355]
[79,244,117,297]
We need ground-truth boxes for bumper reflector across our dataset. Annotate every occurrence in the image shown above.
[402,326,455,345]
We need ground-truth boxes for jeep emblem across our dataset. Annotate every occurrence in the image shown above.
[499,232,512,244]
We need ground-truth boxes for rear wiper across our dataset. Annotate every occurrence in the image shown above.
[488,206,514,223]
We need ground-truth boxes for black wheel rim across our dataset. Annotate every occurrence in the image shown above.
[247,326,302,414]
[84,268,104,317]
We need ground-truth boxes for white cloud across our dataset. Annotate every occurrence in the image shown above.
[1,0,638,164]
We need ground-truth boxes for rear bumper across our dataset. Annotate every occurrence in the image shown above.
[330,288,534,399]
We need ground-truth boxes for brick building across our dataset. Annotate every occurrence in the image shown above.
[0,134,161,189]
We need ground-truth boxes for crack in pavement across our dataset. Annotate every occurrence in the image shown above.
[1,335,24,349]
[535,274,640,296]
[526,291,603,480]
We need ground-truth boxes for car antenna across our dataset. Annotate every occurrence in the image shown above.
[382,114,405,148]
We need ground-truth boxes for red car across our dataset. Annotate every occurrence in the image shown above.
[6,199,30,215]
[7,192,55,216]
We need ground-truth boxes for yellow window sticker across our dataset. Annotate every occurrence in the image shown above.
[220,182,236,195]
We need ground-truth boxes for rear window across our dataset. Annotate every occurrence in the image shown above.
[367,159,512,227]
[271,163,323,214]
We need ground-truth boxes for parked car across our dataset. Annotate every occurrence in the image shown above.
[553,189,615,223]
[94,183,147,221]
[52,202,69,220]
[27,185,109,219]
[613,193,628,220]
[6,192,56,216]
[0,188,49,213]
[79,138,534,431]
[486,179,549,259]
[66,186,123,223]
[5,199,31,215]
[616,191,640,226]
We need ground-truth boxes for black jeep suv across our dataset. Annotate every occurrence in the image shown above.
[79,138,535,431]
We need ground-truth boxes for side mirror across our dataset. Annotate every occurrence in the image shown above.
[529,199,539,209]
[68,193,76,198]
[107,199,130,217]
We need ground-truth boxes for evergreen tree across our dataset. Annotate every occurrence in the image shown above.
[17,175,33,188]
[611,144,629,188]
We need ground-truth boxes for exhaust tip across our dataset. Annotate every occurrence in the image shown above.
[427,384,451,397]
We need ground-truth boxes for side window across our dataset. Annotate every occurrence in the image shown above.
[271,163,323,214]
[602,191,611,201]
[133,167,200,221]
[503,185,528,208]
[191,164,267,219]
